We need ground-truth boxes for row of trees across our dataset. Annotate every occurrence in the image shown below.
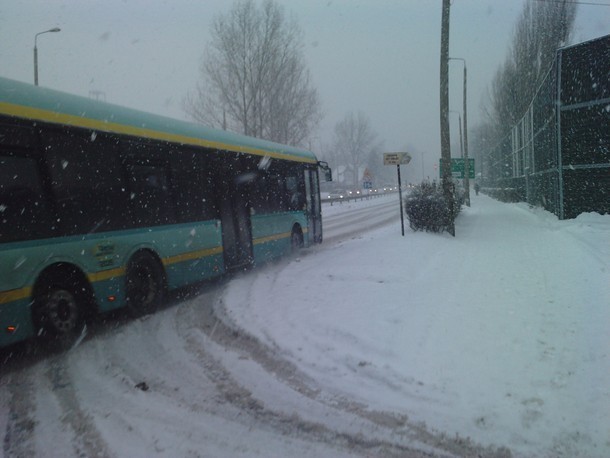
[472,0,577,181]
[184,0,386,188]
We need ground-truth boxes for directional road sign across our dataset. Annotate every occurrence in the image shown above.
[439,158,474,179]
[383,152,412,166]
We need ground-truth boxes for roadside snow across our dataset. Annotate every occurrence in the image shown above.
[223,194,610,457]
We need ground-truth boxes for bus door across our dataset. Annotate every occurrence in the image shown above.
[304,169,322,243]
[219,170,254,271]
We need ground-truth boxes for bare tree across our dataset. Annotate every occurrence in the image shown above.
[184,0,322,146]
[510,0,577,118]
[477,0,577,180]
[332,112,381,187]
[365,148,393,185]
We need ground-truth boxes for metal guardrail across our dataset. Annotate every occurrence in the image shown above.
[321,190,398,205]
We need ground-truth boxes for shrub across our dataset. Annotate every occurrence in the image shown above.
[404,181,462,233]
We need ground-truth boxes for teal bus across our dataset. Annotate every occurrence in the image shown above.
[0,76,330,348]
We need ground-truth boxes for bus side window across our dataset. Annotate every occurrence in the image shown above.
[171,153,218,223]
[285,175,304,211]
[272,174,289,212]
[45,130,127,235]
[0,154,53,242]
[126,163,175,227]
[250,173,270,214]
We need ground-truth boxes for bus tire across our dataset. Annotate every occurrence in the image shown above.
[32,268,88,348]
[291,226,304,252]
[126,251,166,317]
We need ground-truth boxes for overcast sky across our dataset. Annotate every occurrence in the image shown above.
[1,0,608,180]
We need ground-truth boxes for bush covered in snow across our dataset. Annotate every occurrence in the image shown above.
[404,181,462,233]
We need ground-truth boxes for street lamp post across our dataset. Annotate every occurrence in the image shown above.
[34,27,61,86]
[449,110,463,158]
[449,57,469,206]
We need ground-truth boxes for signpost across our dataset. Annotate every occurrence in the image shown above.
[383,152,411,236]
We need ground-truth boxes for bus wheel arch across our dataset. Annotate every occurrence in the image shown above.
[32,263,93,345]
[125,249,167,317]
[291,224,304,252]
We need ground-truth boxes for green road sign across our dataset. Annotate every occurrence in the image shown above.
[439,158,474,179]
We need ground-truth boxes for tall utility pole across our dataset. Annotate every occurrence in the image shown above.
[450,57,470,207]
[440,0,454,235]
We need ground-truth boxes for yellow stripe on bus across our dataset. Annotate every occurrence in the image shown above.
[162,246,224,266]
[0,286,32,305]
[253,227,308,246]
[0,102,317,164]
[87,266,127,283]
[253,232,291,245]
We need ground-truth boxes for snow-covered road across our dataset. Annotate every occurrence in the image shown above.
[321,194,401,243]
[1,193,608,457]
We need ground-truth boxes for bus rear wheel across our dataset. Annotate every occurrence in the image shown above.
[126,252,165,317]
[291,227,304,252]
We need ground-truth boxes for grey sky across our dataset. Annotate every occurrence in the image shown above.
[1,0,608,180]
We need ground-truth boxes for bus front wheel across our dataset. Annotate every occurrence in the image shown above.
[126,251,166,317]
[33,273,86,347]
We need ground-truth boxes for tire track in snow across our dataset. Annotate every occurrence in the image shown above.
[3,371,36,458]
[43,355,114,458]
